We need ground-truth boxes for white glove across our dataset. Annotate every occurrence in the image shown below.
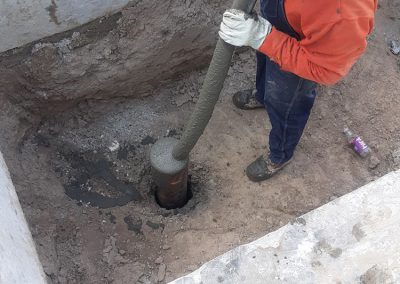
[219,9,272,50]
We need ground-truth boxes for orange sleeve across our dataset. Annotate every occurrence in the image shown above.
[258,17,373,85]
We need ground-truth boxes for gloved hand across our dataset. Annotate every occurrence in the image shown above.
[219,9,272,50]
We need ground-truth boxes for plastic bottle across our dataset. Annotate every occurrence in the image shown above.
[343,127,370,157]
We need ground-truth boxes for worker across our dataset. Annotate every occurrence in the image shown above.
[219,0,377,182]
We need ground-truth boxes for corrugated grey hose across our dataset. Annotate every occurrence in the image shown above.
[172,0,258,161]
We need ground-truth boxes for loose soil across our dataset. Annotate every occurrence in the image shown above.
[1,1,400,283]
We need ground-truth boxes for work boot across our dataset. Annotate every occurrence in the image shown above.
[246,155,291,182]
[232,89,264,110]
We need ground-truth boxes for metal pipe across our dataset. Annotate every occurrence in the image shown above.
[151,137,189,209]
[172,0,258,161]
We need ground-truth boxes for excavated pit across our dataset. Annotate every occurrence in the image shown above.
[0,1,400,283]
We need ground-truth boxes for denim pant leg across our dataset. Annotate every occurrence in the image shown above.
[255,51,267,104]
[256,53,317,164]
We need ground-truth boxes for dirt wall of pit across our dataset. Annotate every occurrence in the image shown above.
[0,0,230,113]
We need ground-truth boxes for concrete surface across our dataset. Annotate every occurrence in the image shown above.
[0,0,129,52]
[171,170,400,284]
[0,152,46,284]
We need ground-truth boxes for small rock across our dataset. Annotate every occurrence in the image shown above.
[124,216,143,234]
[103,245,112,254]
[193,165,203,171]
[157,264,166,282]
[390,40,400,55]
[392,148,400,165]
[174,93,192,107]
[115,254,129,264]
[71,32,80,40]
[119,249,126,256]
[162,245,171,250]
[108,140,120,152]
[55,38,72,55]
[186,265,197,272]
[146,220,164,230]
[103,47,113,58]
[327,88,342,96]
[155,256,163,264]
[329,195,338,201]
[141,135,156,145]
[368,155,380,169]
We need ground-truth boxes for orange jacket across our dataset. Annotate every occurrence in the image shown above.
[258,0,378,85]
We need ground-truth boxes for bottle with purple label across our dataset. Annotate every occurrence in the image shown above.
[343,127,370,157]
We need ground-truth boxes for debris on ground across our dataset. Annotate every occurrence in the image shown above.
[155,256,164,264]
[368,155,380,170]
[158,263,167,282]
[108,140,120,152]
[343,127,371,158]
[392,147,400,166]
[390,40,400,55]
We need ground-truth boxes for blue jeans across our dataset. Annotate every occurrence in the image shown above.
[256,52,317,164]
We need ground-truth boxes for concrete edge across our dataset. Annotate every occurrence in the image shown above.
[0,152,47,284]
[170,170,400,283]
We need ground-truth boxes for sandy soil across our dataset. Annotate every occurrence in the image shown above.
[1,1,400,283]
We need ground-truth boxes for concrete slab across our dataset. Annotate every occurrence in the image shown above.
[0,0,129,52]
[170,170,400,284]
[0,152,46,284]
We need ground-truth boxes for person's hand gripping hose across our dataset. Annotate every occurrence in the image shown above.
[219,9,272,50]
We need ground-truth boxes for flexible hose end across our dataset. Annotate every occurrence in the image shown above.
[150,137,189,209]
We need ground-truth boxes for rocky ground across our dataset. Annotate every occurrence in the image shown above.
[0,1,399,283]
